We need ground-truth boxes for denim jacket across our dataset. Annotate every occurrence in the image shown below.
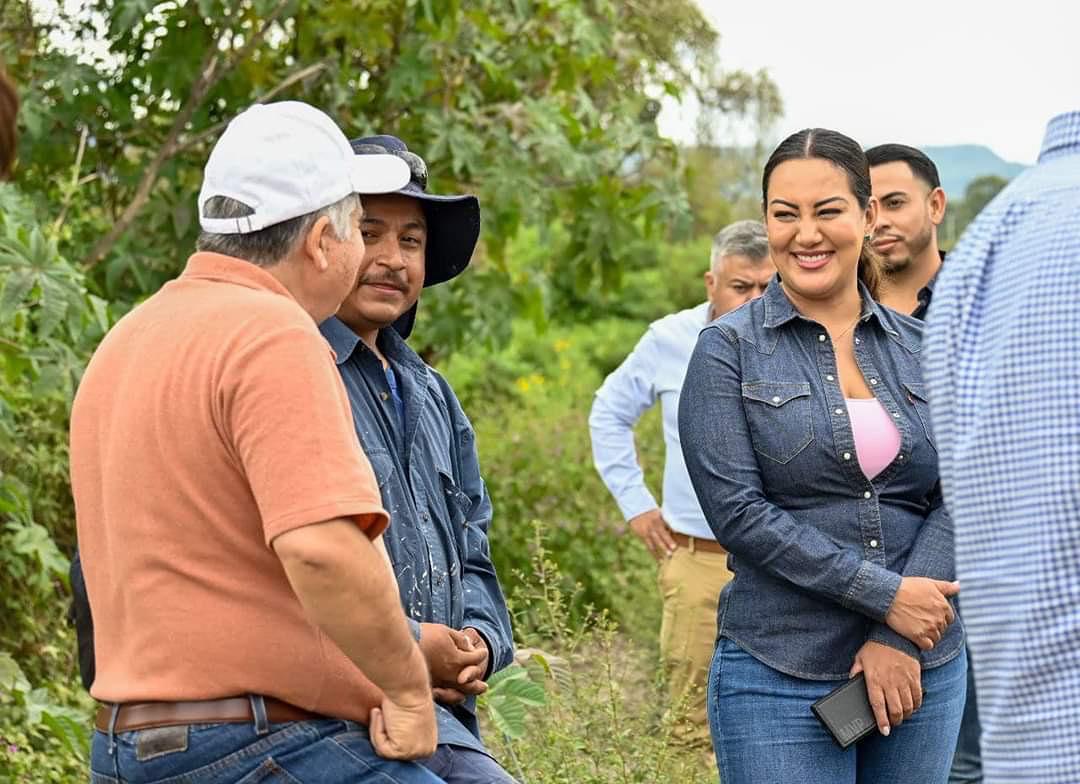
[678,278,963,680]
[320,317,514,751]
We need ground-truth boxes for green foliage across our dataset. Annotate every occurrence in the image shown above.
[479,529,715,783]
[0,652,93,782]
[6,0,779,353]
[939,174,1011,250]
[479,662,547,740]
[434,232,711,642]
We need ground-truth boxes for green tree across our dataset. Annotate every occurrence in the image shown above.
[7,0,780,352]
[941,174,1010,249]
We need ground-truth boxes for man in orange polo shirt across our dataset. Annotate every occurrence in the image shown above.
[71,101,446,783]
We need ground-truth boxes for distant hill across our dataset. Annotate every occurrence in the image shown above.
[923,145,1026,197]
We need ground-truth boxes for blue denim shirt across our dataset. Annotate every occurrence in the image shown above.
[320,317,514,751]
[678,278,963,680]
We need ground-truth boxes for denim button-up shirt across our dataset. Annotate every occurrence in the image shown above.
[678,278,962,680]
[320,317,514,751]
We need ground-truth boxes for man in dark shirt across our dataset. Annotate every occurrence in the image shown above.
[319,135,516,784]
[869,142,979,784]
[867,144,947,320]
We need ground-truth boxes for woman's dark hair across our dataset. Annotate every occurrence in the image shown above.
[0,65,17,180]
[762,128,882,298]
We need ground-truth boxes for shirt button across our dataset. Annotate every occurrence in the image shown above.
[863,491,872,499]
[818,334,827,342]
[870,378,878,385]
[772,396,781,403]
[869,539,879,548]
[892,412,900,419]
[843,452,852,460]
[826,375,835,382]
[898,455,904,461]
[855,338,861,345]
[380,392,389,401]
[834,408,843,415]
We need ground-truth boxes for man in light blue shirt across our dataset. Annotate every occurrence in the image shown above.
[925,110,1080,784]
[589,220,773,749]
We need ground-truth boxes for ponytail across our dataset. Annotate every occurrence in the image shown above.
[857,238,883,300]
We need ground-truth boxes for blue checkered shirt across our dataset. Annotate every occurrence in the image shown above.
[925,111,1080,784]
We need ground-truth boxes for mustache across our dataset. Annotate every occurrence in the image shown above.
[358,273,408,291]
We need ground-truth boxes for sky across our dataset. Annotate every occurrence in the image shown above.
[660,1,1080,164]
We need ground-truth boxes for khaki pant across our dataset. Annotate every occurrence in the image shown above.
[657,542,733,750]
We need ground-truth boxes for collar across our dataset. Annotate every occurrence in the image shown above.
[1038,111,1080,163]
[181,252,296,300]
[319,316,364,366]
[319,317,429,380]
[761,272,892,333]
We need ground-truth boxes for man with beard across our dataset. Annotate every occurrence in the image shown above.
[869,143,980,784]
[866,144,947,319]
[319,136,516,784]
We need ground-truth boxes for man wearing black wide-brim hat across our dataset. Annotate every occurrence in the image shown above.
[320,136,517,783]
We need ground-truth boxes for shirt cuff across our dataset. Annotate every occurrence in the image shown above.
[844,561,902,622]
[616,486,660,523]
[866,625,921,661]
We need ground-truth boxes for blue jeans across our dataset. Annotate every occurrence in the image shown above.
[423,745,519,784]
[948,648,983,783]
[90,716,445,783]
[708,638,967,784]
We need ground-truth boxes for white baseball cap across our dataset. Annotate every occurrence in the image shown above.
[197,101,410,234]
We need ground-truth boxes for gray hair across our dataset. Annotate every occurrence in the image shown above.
[710,219,769,272]
[196,193,360,267]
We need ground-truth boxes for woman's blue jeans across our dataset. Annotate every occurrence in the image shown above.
[708,638,967,784]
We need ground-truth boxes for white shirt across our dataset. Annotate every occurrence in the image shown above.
[588,301,714,540]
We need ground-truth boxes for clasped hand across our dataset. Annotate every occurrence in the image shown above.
[418,623,489,705]
[885,576,960,651]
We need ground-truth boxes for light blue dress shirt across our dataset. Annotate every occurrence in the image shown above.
[925,110,1080,784]
[589,301,715,540]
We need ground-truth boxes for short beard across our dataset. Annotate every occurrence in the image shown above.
[882,222,934,275]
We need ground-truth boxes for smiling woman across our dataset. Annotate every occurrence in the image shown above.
[762,129,883,304]
[678,128,968,784]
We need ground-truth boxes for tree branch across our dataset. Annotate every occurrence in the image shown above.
[171,60,332,157]
[83,0,291,269]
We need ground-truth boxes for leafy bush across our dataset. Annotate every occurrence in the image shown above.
[479,527,716,784]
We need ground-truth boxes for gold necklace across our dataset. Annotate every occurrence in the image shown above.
[830,315,861,342]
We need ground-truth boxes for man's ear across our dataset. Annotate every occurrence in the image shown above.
[704,270,714,295]
[302,215,333,272]
[928,187,947,226]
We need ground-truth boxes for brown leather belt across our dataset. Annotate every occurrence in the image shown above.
[94,697,325,733]
[670,531,727,555]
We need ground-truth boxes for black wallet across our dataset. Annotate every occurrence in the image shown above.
[811,673,876,748]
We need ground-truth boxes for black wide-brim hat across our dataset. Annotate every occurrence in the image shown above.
[349,135,480,338]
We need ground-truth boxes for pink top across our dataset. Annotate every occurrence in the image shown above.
[846,398,901,480]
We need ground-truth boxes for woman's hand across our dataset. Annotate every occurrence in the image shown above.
[885,577,959,650]
[850,641,922,737]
